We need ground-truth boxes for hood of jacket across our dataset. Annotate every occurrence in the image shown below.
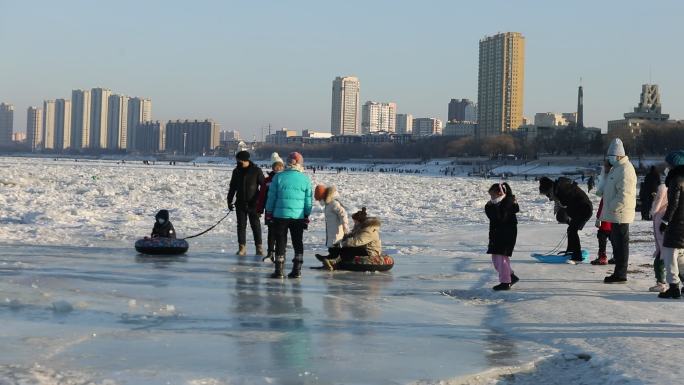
[155,210,170,221]
[324,186,338,204]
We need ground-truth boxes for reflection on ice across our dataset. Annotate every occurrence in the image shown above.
[0,237,529,384]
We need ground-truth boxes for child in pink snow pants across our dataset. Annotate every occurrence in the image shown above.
[485,182,520,291]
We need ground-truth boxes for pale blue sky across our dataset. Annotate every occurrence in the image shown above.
[1,0,682,138]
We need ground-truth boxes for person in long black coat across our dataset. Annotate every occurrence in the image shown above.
[659,151,684,298]
[539,176,593,262]
[151,209,176,239]
[485,182,520,291]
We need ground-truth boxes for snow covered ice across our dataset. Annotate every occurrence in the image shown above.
[0,157,683,385]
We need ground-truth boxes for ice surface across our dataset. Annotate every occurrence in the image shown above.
[0,157,681,385]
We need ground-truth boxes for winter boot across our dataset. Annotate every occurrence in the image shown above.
[591,252,608,265]
[649,282,668,293]
[262,251,275,263]
[324,257,341,271]
[658,284,681,299]
[510,273,520,286]
[270,256,285,279]
[603,275,627,284]
[236,244,247,256]
[287,256,303,279]
[255,244,265,257]
[493,283,511,291]
[315,253,329,262]
[607,257,616,265]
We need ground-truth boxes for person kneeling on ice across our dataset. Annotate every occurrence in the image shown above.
[538,176,593,263]
[323,208,381,270]
[150,210,176,239]
[313,184,349,263]
[485,183,520,291]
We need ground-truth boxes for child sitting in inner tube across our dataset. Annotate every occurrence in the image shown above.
[323,207,382,270]
[150,209,176,239]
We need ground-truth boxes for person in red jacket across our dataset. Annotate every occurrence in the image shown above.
[256,152,284,262]
[591,198,613,265]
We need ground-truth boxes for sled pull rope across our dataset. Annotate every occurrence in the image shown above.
[183,209,232,240]
[546,233,568,255]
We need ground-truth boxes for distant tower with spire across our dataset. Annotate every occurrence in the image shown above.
[576,79,584,129]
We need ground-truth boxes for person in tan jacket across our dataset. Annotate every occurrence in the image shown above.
[600,138,637,284]
[323,208,382,269]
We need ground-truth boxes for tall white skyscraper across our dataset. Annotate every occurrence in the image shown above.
[361,101,397,134]
[107,94,129,150]
[42,100,56,149]
[55,99,71,150]
[90,87,111,149]
[0,103,14,145]
[127,97,152,151]
[331,76,360,136]
[71,89,91,149]
[395,113,413,134]
[26,106,43,151]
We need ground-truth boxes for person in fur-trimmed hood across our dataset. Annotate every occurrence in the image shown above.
[323,208,382,269]
[314,185,349,262]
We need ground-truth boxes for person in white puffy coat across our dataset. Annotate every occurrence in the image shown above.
[600,138,637,284]
[314,185,349,260]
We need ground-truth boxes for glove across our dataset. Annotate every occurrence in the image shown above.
[265,212,273,226]
[660,222,668,233]
[595,219,601,228]
[228,202,234,211]
[302,217,310,230]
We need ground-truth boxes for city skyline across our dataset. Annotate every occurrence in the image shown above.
[1,0,683,138]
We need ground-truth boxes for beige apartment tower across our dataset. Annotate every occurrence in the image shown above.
[71,89,91,149]
[90,87,111,149]
[477,32,525,138]
[55,99,72,150]
[42,100,56,149]
[331,76,360,136]
[0,103,14,145]
[26,106,43,151]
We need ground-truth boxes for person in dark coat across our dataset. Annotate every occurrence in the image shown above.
[485,182,520,291]
[658,150,684,298]
[227,151,265,256]
[539,176,593,262]
[587,175,595,192]
[151,209,176,239]
[641,166,661,220]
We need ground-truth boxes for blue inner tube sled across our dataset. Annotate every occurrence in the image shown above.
[135,237,189,255]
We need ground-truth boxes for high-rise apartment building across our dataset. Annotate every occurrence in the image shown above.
[477,32,525,137]
[26,106,43,151]
[412,118,443,136]
[71,89,91,149]
[90,87,111,149]
[396,113,413,135]
[0,103,14,145]
[165,119,220,155]
[42,100,56,149]
[331,76,360,135]
[448,99,477,122]
[136,121,165,153]
[54,99,71,150]
[127,97,152,151]
[361,101,396,133]
[107,94,129,150]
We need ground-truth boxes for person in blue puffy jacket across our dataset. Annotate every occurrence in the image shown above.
[265,152,313,279]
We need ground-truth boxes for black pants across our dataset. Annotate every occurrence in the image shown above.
[597,229,610,254]
[236,206,262,246]
[266,223,276,254]
[567,213,590,259]
[274,218,305,260]
[329,246,368,262]
[610,223,630,279]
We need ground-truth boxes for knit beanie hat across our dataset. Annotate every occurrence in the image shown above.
[607,138,626,157]
[236,150,250,161]
[271,152,284,167]
[665,150,684,167]
[314,184,327,201]
[288,152,304,165]
[352,207,368,222]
